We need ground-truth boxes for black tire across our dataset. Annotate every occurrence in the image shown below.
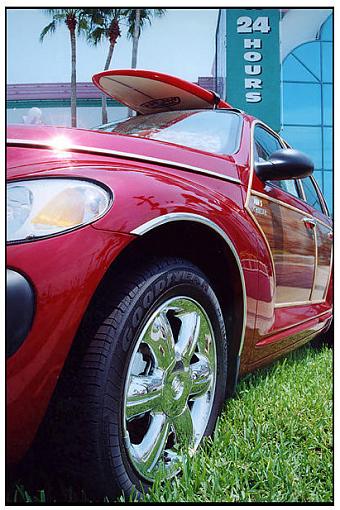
[53,257,228,500]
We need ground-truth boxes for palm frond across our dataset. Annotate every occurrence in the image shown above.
[100,8,121,19]
[42,8,68,19]
[39,20,56,42]
[87,26,105,46]
[124,9,166,39]
[85,8,124,44]
[43,8,61,15]
[77,16,89,35]
[154,9,166,18]
[53,13,69,21]
[89,12,105,26]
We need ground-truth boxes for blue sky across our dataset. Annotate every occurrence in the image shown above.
[6,8,219,84]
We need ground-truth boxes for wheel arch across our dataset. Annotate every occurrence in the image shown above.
[54,214,247,402]
[114,213,247,397]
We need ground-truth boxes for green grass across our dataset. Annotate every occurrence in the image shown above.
[7,344,333,504]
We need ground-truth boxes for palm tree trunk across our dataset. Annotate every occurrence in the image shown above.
[131,9,140,69]
[128,9,141,117]
[101,42,115,124]
[70,28,77,127]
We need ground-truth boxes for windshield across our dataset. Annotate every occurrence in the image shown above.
[93,110,242,155]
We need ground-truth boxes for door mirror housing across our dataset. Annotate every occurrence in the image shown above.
[254,148,314,182]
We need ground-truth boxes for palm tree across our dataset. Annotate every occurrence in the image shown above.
[40,9,89,127]
[86,9,125,124]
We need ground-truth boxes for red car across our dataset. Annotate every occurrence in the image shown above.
[7,70,333,498]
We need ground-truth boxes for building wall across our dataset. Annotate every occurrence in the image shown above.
[7,100,127,129]
[6,82,128,128]
[280,14,333,212]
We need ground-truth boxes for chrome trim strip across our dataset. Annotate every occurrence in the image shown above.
[131,212,247,357]
[297,179,306,201]
[274,299,328,309]
[307,174,331,218]
[6,138,242,186]
[244,120,257,208]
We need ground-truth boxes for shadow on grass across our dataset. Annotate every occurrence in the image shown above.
[6,343,331,503]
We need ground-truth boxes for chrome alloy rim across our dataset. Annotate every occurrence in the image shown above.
[123,297,217,482]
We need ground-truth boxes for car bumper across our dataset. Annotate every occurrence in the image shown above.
[6,225,133,465]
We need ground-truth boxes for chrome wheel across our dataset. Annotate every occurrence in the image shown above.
[123,296,217,482]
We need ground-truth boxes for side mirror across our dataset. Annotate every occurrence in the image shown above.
[254,148,314,182]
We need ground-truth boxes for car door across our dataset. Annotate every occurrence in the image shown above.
[299,176,333,302]
[247,123,317,313]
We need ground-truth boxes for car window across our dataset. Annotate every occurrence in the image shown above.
[94,110,242,155]
[270,179,301,197]
[301,177,324,213]
[254,125,300,199]
[312,177,330,216]
[254,125,282,161]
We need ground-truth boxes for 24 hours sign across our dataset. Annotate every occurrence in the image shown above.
[226,9,281,132]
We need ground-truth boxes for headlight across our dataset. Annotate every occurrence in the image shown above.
[7,178,112,243]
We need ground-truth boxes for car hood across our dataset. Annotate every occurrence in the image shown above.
[6,124,238,182]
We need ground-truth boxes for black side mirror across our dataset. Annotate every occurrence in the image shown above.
[255,148,314,182]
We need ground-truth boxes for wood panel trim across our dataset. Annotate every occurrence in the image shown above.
[323,245,333,300]
[252,191,332,230]
[246,203,276,284]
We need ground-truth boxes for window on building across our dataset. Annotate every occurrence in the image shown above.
[281,14,333,213]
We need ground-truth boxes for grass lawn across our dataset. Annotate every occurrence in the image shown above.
[7,344,333,504]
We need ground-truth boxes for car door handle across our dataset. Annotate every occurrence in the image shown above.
[302,217,317,229]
